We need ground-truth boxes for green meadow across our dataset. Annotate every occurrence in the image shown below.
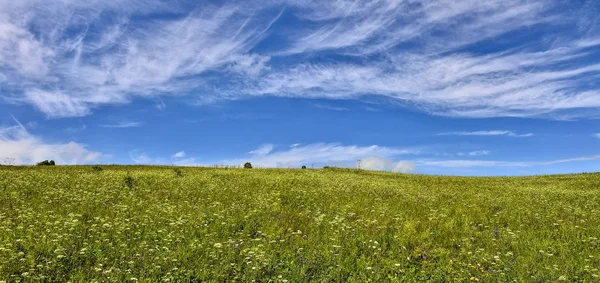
[0,166,599,282]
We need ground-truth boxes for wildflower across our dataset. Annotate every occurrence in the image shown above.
[214,243,222,248]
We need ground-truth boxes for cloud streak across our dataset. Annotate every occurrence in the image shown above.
[130,149,196,165]
[172,151,186,158]
[314,104,350,112]
[285,0,549,55]
[100,122,142,128]
[416,155,600,168]
[249,144,274,157]
[457,150,490,156]
[129,150,152,164]
[439,131,533,137]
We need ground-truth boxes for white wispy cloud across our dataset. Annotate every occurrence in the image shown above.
[156,99,166,111]
[416,155,600,168]
[314,104,349,111]
[0,123,103,165]
[172,157,198,166]
[0,0,280,118]
[130,150,196,165]
[594,133,600,139]
[129,150,153,164]
[285,1,398,54]
[100,122,141,128]
[439,131,533,137]
[172,151,186,158]
[249,144,274,157]
[1,0,599,119]
[457,150,490,156]
[249,38,600,118]
[286,0,550,55]
[245,1,600,119]
[171,151,197,165]
[24,89,91,118]
[65,121,87,134]
[224,142,419,168]
[469,151,489,156]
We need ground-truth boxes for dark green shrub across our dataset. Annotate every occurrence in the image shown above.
[124,175,135,189]
[36,160,55,166]
[174,168,183,177]
[244,162,252,169]
[301,165,307,169]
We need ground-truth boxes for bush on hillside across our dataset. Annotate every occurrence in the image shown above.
[124,175,136,189]
[37,160,55,166]
[174,168,183,177]
[244,162,252,169]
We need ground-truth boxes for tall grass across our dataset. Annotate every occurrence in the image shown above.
[0,166,599,281]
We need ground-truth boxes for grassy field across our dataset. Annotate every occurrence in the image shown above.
[0,166,599,282]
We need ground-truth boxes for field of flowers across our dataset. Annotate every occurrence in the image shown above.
[0,166,599,282]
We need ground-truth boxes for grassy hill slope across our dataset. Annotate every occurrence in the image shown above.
[1,166,599,282]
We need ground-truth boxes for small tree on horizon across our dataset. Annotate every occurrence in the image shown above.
[37,160,56,166]
[244,162,253,169]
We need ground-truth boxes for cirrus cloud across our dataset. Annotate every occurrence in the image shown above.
[1,0,599,120]
[439,131,534,137]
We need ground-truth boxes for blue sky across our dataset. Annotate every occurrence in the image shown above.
[1,0,599,175]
